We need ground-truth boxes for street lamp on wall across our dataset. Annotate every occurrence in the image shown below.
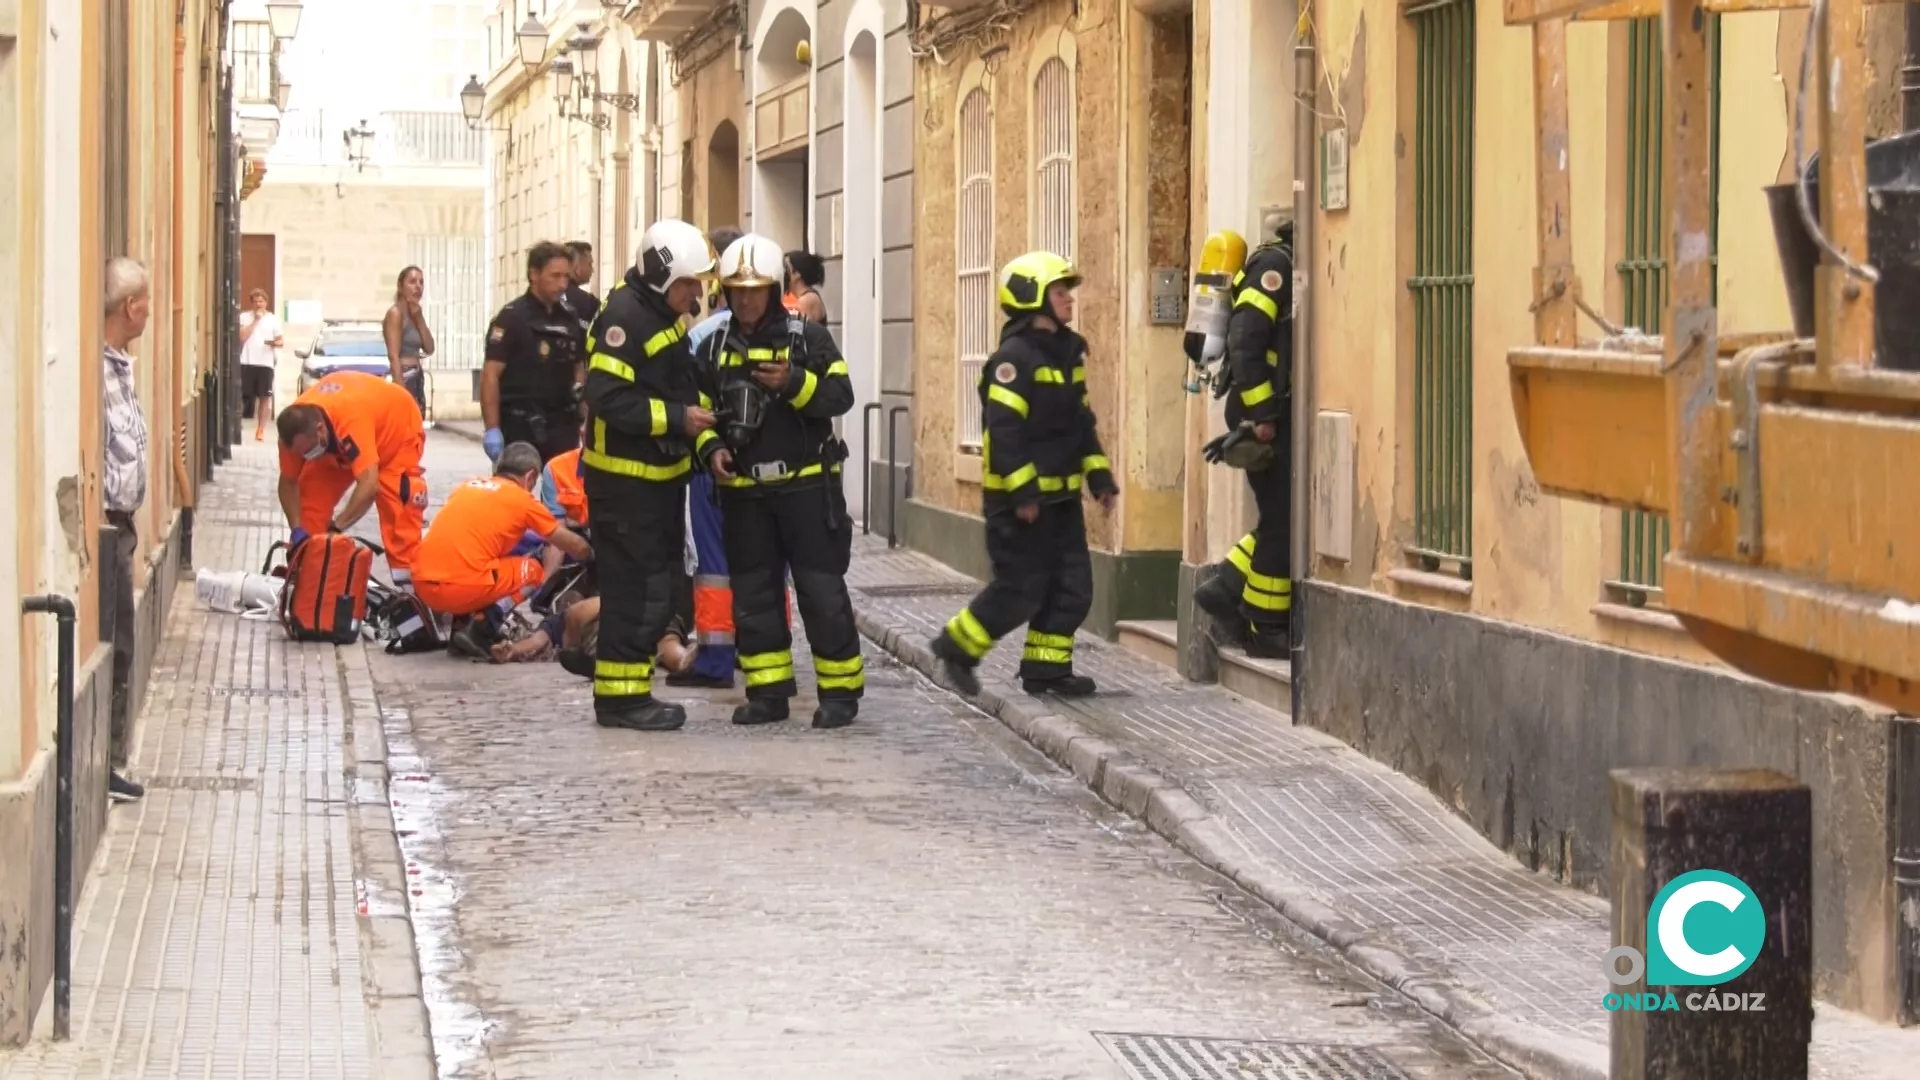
[566,25,638,114]
[343,118,374,172]
[274,78,291,111]
[516,9,548,68]
[267,0,304,41]
[459,75,512,134]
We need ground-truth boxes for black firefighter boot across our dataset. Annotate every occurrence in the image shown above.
[1022,672,1097,697]
[927,633,982,696]
[1193,566,1252,648]
[812,699,858,730]
[1244,618,1290,660]
[732,697,790,726]
[596,698,688,732]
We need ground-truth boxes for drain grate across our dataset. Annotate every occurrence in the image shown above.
[208,686,302,698]
[1095,1034,1412,1080]
[142,775,258,792]
[854,582,979,599]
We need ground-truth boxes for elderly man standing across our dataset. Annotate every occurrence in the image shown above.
[101,257,151,803]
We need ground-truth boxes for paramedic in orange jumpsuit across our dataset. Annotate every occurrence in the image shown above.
[275,370,429,587]
[413,441,593,657]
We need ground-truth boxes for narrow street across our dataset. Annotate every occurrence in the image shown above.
[370,437,1514,1077]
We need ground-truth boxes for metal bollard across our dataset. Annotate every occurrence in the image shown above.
[860,401,882,536]
[1608,768,1813,1080]
[886,405,910,549]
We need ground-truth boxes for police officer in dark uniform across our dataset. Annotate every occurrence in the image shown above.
[690,233,864,729]
[581,219,717,732]
[563,240,600,334]
[929,250,1118,698]
[1193,219,1294,657]
[482,241,585,465]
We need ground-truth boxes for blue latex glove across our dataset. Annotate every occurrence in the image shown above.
[483,427,505,462]
[289,528,310,549]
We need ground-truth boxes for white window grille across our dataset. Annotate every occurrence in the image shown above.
[407,235,488,373]
[956,89,994,450]
[1033,57,1074,260]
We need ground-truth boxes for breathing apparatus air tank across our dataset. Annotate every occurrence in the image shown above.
[1182,230,1249,394]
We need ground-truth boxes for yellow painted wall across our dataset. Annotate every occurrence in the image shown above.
[1309,0,1813,666]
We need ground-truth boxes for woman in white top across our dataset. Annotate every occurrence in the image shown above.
[236,288,284,441]
[384,265,436,425]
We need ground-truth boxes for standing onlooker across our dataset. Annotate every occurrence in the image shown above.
[784,250,828,326]
[384,265,436,426]
[237,288,283,441]
[563,241,599,336]
[101,257,151,803]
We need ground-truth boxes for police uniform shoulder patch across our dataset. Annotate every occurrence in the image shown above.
[489,325,506,343]
[604,325,627,348]
[1260,269,1284,292]
[994,361,1017,385]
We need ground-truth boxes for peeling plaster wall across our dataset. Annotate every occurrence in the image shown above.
[1304,1,1844,667]
[912,0,1167,556]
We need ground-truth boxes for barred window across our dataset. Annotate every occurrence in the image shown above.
[956,89,994,449]
[1032,57,1073,260]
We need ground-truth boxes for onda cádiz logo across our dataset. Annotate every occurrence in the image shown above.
[1601,869,1769,1014]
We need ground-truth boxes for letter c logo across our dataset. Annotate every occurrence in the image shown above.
[1646,870,1766,987]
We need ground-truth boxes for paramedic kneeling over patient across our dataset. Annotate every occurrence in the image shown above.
[414,441,594,659]
[277,370,429,588]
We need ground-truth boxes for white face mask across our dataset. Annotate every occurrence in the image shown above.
[302,440,329,462]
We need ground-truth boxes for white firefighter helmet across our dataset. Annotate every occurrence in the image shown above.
[636,219,717,294]
[716,233,785,290]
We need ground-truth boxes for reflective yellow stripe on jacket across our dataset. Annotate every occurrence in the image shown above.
[584,324,690,482]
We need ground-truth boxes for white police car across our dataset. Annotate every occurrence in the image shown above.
[296,320,392,392]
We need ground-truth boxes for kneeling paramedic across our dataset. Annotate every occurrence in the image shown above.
[929,251,1118,698]
[692,233,864,729]
[583,218,718,732]
[414,441,594,658]
[276,370,428,588]
[1192,220,1294,657]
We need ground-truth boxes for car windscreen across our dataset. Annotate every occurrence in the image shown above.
[313,335,388,358]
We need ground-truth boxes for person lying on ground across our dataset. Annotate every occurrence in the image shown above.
[411,441,593,659]
[489,594,699,681]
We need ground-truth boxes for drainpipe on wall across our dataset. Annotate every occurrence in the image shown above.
[1288,11,1317,724]
[171,4,195,561]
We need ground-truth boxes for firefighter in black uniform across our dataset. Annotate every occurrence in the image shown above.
[691,233,865,729]
[482,241,586,465]
[1193,219,1294,656]
[582,219,718,732]
[563,240,600,334]
[929,251,1119,698]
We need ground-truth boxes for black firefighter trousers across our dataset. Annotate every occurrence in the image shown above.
[586,476,685,716]
[720,481,866,702]
[943,498,1093,681]
[1220,429,1293,632]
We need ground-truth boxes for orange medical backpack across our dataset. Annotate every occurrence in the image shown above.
[266,535,376,644]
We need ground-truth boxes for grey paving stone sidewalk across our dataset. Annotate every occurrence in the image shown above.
[0,447,389,1079]
[845,535,1920,1080]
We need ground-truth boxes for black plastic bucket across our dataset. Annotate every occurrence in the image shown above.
[1766,130,1920,371]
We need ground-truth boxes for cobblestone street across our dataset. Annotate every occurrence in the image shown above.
[366,435,1514,1078]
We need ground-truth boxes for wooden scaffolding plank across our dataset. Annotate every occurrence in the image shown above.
[1507,0,1899,24]
[1531,18,1578,347]
[1814,0,1875,372]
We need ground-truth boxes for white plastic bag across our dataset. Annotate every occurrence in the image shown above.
[196,568,283,616]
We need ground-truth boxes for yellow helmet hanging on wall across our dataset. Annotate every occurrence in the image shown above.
[998,250,1081,314]
[716,233,785,289]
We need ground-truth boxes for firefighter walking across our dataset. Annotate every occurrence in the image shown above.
[581,218,717,732]
[929,251,1118,698]
[1193,220,1294,656]
[691,233,865,729]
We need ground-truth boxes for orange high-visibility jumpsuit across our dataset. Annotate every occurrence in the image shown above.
[412,477,559,616]
[278,372,427,578]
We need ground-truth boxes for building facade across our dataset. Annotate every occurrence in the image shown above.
[479,0,917,526]
[244,0,490,420]
[0,0,270,1042]
[899,0,1914,1023]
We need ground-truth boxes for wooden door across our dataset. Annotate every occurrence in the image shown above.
[240,233,276,311]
